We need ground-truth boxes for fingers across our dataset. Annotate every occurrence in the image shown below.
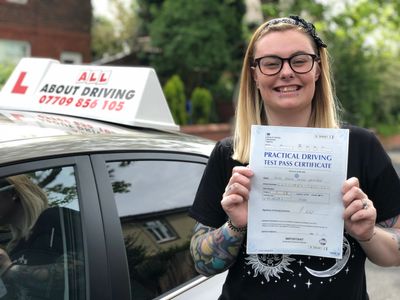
[342,179,374,220]
[341,177,359,194]
[232,166,254,179]
[343,198,375,221]
[222,181,250,208]
[224,166,253,197]
[221,167,253,224]
[342,185,366,208]
[342,177,376,223]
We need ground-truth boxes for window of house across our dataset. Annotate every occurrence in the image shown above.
[60,52,83,64]
[144,219,177,243]
[0,39,30,65]
[6,0,28,4]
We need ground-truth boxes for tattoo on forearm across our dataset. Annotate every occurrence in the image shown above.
[378,215,399,228]
[383,228,400,251]
[190,222,244,275]
[378,216,400,251]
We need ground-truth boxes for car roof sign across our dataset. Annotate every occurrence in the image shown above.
[0,57,179,131]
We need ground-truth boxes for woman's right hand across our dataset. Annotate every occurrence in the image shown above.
[221,166,254,228]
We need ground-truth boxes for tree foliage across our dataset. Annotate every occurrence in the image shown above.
[149,0,245,93]
[91,16,124,60]
[321,0,400,129]
[91,0,140,60]
[264,0,400,131]
[136,0,164,36]
[163,75,187,125]
[0,64,13,89]
[91,0,400,132]
[191,87,213,124]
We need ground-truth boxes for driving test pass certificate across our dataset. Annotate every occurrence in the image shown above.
[247,125,349,259]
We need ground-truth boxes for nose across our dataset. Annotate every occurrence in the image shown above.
[279,60,294,79]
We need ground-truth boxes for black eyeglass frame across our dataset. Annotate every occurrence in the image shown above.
[252,53,319,76]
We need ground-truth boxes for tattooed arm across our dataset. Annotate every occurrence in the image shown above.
[359,215,400,267]
[0,249,83,297]
[190,222,245,276]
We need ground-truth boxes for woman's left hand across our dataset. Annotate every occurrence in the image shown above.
[342,177,377,242]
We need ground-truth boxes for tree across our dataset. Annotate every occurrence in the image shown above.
[0,63,14,89]
[321,0,400,129]
[163,75,187,125]
[149,0,245,94]
[91,0,140,60]
[136,0,164,36]
[191,87,213,124]
[91,16,124,60]
[263,0,400,131]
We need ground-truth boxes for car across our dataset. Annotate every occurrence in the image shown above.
[0,58,227,300]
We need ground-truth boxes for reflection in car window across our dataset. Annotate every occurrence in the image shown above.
[107,160,206,299]
[0,167,85,300]
[144,220,177,243]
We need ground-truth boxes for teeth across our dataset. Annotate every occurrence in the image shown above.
[279,86,297,92]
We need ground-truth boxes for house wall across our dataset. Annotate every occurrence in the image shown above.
[0,0,92,63]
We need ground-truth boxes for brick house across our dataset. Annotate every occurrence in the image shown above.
[0,0,92,65]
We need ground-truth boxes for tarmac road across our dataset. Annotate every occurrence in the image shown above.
[365,151,400,300]
[366,260,400,300]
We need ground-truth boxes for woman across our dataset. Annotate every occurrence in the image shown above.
[0,175,73,299]
[0,175,48,253]
[189,16,400,299]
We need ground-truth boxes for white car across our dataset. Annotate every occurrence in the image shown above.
[0,58,226,300]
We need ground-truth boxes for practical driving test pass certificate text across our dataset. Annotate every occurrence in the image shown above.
[247,125,349,259]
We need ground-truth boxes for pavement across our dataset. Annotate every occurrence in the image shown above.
[365,151,400,300]
[366,260,400,300]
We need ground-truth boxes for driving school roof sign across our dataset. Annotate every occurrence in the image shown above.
[0,57,179,131]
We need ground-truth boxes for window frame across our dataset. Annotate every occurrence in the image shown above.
[91,151,209,299]
[0,39,31,64]
[144,219,178,243]
[0,156,111,300]
[60,51,83,64]
[6,0,28,4]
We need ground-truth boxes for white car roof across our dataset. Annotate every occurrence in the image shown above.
[0,59,215,164]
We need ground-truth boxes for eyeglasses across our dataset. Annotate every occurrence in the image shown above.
[252,53,319,76]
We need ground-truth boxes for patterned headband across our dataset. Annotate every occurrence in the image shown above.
[264,15,327,49]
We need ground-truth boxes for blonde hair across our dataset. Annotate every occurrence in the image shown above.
[232,19,341,163]
[6,175,48,250]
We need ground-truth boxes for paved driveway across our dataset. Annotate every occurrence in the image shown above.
[366,260,400,300]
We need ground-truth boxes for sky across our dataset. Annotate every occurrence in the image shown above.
[92,0,131,18]
[92,0,112,17]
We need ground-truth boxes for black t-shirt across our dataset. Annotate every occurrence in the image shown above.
[10,207,65,264]
[189,125,400,300]
[4,207,81,300]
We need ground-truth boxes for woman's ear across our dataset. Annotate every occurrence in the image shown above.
[251,67,259,88]
[315,64,321,82]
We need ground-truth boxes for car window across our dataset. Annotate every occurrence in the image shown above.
[0,167,85,300]
[106,160,205,299]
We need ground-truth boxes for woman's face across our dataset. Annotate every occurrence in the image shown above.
[252,30,320,123]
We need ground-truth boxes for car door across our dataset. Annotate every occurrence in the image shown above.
[0,156,109,300]
[91,152,222,300]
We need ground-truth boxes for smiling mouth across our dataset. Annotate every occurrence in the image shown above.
[274,86,300,93]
